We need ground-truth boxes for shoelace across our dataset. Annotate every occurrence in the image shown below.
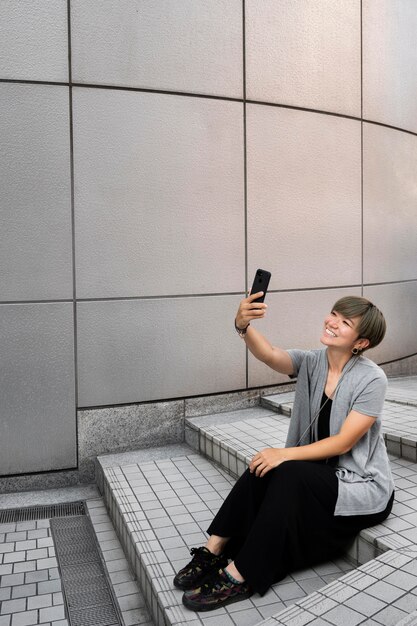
[185,547,210,572]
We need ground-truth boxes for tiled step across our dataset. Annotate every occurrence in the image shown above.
[261,391,295,417]
[97,393,417,626]
[96,445,357,626]
[260,389,417,463]
[185,406,416,561]
[260,392,294,415]
[384,377,417,407]
[256,546,417,625]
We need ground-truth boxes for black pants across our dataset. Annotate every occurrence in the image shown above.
[207,461,393,595]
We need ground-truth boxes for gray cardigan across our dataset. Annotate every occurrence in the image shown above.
[286,348,394,516]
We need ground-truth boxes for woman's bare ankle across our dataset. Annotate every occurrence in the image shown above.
[225,562,245,583]
[205,535,229,556]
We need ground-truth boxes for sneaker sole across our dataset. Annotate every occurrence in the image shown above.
[182,588,253,612]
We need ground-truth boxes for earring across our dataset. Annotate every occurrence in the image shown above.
[352,347,360,355]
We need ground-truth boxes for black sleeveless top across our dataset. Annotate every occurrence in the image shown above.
[317,392,338,467]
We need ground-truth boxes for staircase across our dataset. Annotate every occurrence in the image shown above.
[95,376,417,626]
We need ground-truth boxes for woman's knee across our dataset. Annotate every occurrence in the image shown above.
[271,460,302,478]
[267,460,315,489]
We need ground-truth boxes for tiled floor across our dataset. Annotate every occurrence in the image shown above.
[0,498,153,626]
[0,517,69,626]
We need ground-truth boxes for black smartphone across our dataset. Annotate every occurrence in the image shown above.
[249,269,271,303]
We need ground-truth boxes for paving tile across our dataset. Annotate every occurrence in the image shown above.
[11,584,36,600]
[10,612,38,626]
[297,577,327,595]
[105,558,131,573]
[15,523,36,532]
[258,602,286,619]
[36,557,58,571]
[227,608,262,626]
[118,592,144,611]
[122,608,151,626]
[39,605,65,623]
[109,568,135,585]
[0,587,11,601]
[26,530,48,541]
[292,567,322,581]
[323,604,365,626]
[3,552,26,565]
[47,567,60,580]
[274,581,305,602]
[200,614,234,626]
[394,590,417,614]
[373,604,408,625]
[5,534,27,543]
[25,570,48,584]
[113,581,141,597]
[0,599,26,615]
[305,595,338,617]
[366,579,405,603]
[344,591,386,617]
[384,569,417,592]
[52,592,63,606]
[13,562,36,575]
[27,593,53,610]
[26,548,48,561]
[0,574,24,588]
[37,579,62,595]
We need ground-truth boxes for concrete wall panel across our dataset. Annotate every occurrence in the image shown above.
[364,283,417,365]
[71,0,243,98]
[73,88,244,299]
[248,287,362,388]
[363,0,417,133]
[363,123,417,284]
[0,84,73,301]
[0,303,76,475]
[246,0,361,116]
[0,0,68,82]
[77,296,246,407]
[247,105,362,291]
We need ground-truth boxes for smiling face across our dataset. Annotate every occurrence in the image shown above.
[320,310,369,354]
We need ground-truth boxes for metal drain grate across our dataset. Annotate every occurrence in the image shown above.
[51,515,122,626]
[0,501,85,524]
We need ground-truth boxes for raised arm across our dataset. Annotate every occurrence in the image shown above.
[235,292,294,376]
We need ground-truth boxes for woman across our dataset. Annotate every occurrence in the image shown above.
[174,294,394,612]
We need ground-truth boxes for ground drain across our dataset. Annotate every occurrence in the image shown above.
[0,501,85,524]
[51,515,123,626]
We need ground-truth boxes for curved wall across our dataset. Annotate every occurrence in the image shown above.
[0,0,416,476]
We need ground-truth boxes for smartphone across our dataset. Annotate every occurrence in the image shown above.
[249,269,271,303]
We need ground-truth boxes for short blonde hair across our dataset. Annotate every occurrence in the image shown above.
[332,296,386,350]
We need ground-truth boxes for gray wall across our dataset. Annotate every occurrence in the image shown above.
[1,1,416,477]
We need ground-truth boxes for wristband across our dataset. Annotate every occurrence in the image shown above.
[235,319,250,338]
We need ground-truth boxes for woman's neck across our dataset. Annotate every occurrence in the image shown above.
[326,348,354,375]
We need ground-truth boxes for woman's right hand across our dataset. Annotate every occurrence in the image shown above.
[235,292,268,330]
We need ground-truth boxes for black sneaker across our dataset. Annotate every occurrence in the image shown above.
[182,568,252,612]
[173,547,228,590]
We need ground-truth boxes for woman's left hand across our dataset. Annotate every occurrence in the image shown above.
[249,448,287,477]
